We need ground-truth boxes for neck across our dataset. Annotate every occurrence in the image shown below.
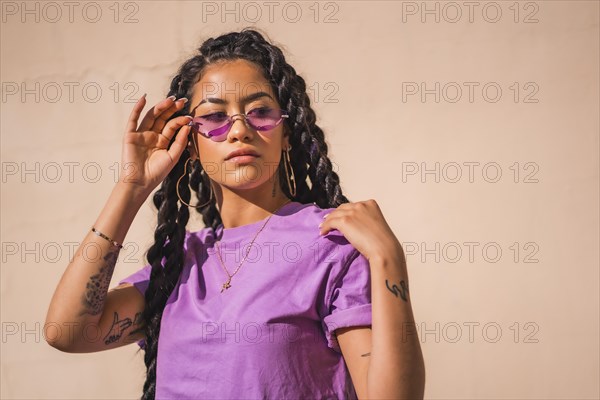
[214,185,292,229]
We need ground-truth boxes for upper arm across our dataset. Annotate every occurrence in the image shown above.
[337,326,372,400]
[66,283,146,353]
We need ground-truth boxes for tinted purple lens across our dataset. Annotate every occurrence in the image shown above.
[190,112,230,139]
[246,107,285,131]
[190,108,288,141]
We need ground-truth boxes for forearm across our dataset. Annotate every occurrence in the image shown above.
[366,253,426,400]
[44,183,147,348]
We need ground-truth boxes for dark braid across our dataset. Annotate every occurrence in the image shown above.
[136,27,350,400]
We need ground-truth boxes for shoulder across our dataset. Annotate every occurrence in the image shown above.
[285,201,333,224]
[184,227,215,250]
[282,202,361,265]
[277,201,336,238]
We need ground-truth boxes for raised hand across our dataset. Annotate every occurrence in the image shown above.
[117,94,193,200]
[318,199,404,263]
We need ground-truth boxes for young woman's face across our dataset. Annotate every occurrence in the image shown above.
[188,59,289,192]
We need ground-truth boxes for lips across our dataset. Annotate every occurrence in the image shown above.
[225,148,260,160]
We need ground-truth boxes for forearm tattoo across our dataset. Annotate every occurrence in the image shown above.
[79,247,120,317]
[361,352,371,357]
[385,279,409,302]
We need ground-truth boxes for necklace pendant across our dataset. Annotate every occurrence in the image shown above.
[221,280,232,292]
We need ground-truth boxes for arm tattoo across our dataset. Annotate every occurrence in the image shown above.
[361,352,371,357]
[385,279,409,302]
[104,311,142,345]
[79,247,120,317]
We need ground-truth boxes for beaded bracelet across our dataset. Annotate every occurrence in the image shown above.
[91,227,124,249]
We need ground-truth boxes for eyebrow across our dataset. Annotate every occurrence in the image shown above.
[191,91,275,114]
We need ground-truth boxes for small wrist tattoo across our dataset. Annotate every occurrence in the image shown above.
[385,278,409,302]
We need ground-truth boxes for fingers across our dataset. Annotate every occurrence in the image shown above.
[318,209,349,236]
[137,96,185,133]
[126,93,147,133]
[166,117,194,162]
[152,97,188,133]
[157,115,193,145]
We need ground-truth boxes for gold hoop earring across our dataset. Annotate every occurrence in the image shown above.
[176,158,214,208]
[283,145,296,197]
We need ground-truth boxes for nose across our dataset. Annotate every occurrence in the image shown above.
[227,114,254,142]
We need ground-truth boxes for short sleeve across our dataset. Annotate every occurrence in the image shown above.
[117,232,186,295]
[118,264,152,296]
[117,264,152,349]
[322,249,372,354]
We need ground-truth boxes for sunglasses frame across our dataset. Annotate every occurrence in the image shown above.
[187,108,290,141]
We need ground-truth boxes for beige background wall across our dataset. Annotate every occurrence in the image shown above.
[1,1,598,399]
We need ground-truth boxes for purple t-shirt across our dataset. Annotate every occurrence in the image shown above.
[118,201,372,399]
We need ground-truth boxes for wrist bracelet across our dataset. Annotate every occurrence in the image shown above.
[91,227,124,249]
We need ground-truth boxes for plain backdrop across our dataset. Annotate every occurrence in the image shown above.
[1,1,598,399]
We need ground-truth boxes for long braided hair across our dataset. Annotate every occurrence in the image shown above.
[133,27,350,399]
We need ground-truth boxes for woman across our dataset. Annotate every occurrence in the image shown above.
[45,28,425,399]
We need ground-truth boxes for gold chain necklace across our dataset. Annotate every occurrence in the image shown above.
[215,199,292,293]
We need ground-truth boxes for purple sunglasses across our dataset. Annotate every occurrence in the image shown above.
[187,107,289,142]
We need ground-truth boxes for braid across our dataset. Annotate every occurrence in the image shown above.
[137,27,350,399]
[274,62,349,208]
[189,158,222,231]
[134,155,189,399]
